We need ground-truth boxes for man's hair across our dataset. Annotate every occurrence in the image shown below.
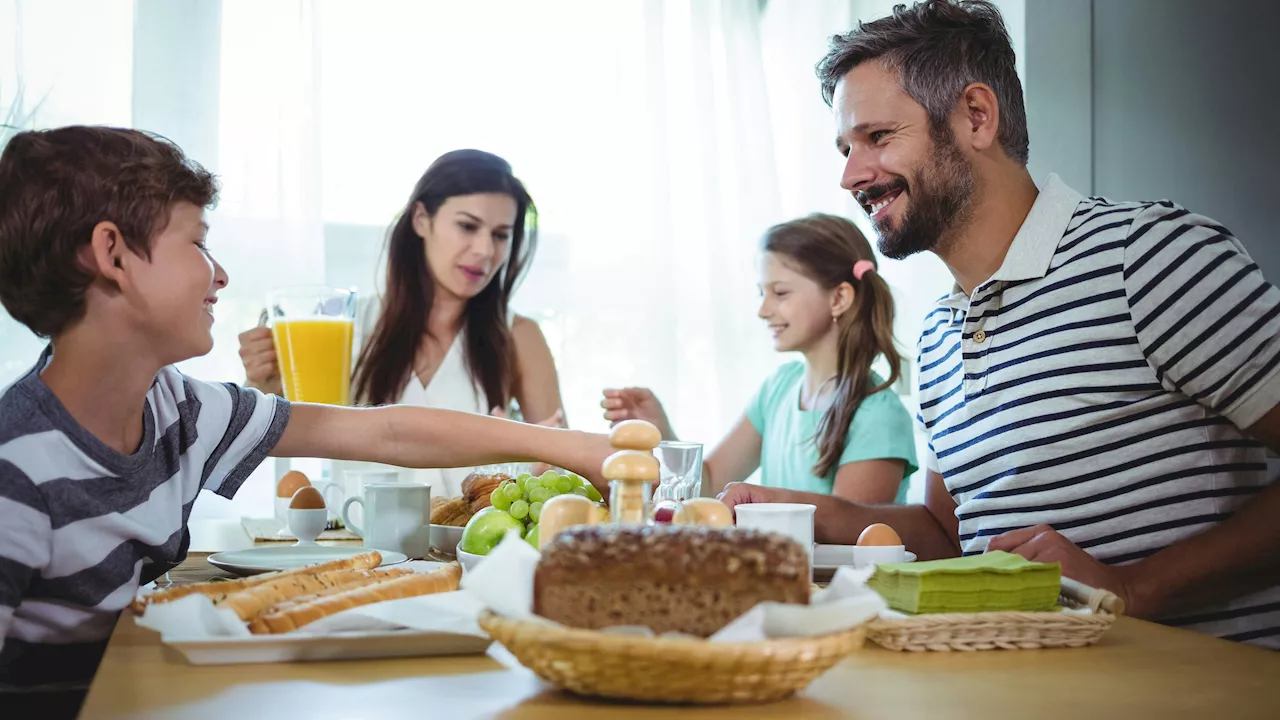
[0,126,218,337]
[816,0,1029,165]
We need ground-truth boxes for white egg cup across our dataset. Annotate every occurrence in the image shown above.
[851,544,907,567]
[287,508,328,545]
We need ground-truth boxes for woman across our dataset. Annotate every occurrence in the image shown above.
[239,150,565,496]
[603,213,917,503]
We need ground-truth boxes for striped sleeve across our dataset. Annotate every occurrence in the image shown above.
[1123,203,1280,429]
[0,463,52,653]
[183,376,291,499]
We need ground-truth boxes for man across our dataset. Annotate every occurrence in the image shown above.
[719,0,1280,648]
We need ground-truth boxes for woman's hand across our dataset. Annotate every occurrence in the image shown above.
[600,387,675,439]
[238,323,282,396]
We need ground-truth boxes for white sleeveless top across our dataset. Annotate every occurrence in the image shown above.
[346,296,505,498]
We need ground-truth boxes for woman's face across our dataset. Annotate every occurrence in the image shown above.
[414,193,518,301]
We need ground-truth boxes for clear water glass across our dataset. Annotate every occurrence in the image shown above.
[652,441,704,502]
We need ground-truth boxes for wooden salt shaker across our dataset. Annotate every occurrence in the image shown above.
[603,420,662,525]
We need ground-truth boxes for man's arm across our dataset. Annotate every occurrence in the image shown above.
[273,403,614,488]
[718,470,960,560]
[1126,406,1280,616]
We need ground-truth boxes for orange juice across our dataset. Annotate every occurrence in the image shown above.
[272,318,354,405]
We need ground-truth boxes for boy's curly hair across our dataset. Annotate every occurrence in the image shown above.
[0,126,218,337]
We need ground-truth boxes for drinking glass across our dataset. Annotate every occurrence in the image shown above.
[652,441,704,502]
[267,286,356,405]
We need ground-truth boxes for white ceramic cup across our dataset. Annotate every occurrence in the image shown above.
[734,502,816,578]
[342,482,432,558]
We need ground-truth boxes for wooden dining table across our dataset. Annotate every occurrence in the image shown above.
[78,520,1280,719]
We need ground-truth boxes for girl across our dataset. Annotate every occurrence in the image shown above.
[603,213,917,503]
[239,150,566,496]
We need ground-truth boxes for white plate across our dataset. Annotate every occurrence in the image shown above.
[207,546,409,576]
[164,628,491,665]
[813,544,916,571]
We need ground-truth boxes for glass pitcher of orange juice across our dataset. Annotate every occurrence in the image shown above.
[267,286,356,405]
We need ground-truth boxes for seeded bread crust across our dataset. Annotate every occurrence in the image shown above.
[533,525,810,637]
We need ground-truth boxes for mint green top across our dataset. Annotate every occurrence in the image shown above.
[746,361,917,502]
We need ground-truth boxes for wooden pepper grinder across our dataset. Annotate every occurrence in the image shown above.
[603,419,662,526]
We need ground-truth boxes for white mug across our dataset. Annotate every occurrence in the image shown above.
[734,503,817,579]
[342,482,432,558]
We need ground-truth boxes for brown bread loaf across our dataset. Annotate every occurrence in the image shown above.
[533,525,809,637]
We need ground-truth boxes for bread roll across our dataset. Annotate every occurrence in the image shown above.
[534,525,809,637]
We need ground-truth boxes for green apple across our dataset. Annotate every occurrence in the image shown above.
[459,507,524,555]
[524,523,540,550]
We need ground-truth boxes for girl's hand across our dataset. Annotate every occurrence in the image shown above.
[238,322,282,395]
[600,387,674,439]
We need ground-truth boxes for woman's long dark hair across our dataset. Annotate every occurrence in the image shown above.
[352,150,537,408]
[762,213,902,478]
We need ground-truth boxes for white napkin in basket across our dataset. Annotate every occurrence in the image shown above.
[460,533,887,642]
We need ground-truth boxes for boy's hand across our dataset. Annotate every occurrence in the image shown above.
[238,324,281,395]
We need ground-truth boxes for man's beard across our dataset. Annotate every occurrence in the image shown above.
[858,130,976,260]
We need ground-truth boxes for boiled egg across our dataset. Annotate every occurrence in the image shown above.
[277,470,311,499]
[673,498,733,527]
[537,494,603,549]
[289,486,326,510]
[857,523,902,547]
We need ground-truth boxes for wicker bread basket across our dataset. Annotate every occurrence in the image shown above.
[478,610,868,704]
[866,577,1124,652]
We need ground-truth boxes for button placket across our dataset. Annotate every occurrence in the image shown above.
[963,286,997,397]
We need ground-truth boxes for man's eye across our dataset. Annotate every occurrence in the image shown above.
[870,131,890,144]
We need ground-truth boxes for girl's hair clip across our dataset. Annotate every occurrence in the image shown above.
[853,259,876,281]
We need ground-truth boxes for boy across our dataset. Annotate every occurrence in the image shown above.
[0,126,611,697]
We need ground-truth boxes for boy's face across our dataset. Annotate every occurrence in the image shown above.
[126,202,228,362]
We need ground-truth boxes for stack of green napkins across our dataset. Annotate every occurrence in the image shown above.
[867,551,1061,614]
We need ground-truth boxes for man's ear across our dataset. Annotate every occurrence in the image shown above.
[83,221,131,289]
[957,81,1001,153]
[411,202,433,241]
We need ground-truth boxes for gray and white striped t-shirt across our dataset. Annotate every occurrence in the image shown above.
[0,349,290,685]
[917,174,1280,649]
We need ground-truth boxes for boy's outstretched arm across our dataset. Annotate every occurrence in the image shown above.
[272,404,614,486]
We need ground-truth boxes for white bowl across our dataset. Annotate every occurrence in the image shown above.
[430,524,464,556]
[456,548,485,574]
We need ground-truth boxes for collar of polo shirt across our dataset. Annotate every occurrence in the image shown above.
[939,174,1085,308]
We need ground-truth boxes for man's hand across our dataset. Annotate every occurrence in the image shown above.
[988,525,1141,615]
[716,482,794,516]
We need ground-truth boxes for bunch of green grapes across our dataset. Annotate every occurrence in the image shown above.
[489,469,602,543]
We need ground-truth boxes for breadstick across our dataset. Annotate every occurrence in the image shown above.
[130,551,383,614]
[220,566,393,621]
[259,567,415,615]
[249,563,462,634]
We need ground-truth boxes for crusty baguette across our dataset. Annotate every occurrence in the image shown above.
[220,566,393,621]
[248,563,463,634]
[130,551,383,615]
[256,567,414,616]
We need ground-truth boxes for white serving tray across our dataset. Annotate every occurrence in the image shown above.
[163,628,491,666]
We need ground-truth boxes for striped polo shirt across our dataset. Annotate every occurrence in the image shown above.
[916,174,1280,649]
[0,348,290,686]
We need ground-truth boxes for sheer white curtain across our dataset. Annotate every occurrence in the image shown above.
[3,0,1023,512]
